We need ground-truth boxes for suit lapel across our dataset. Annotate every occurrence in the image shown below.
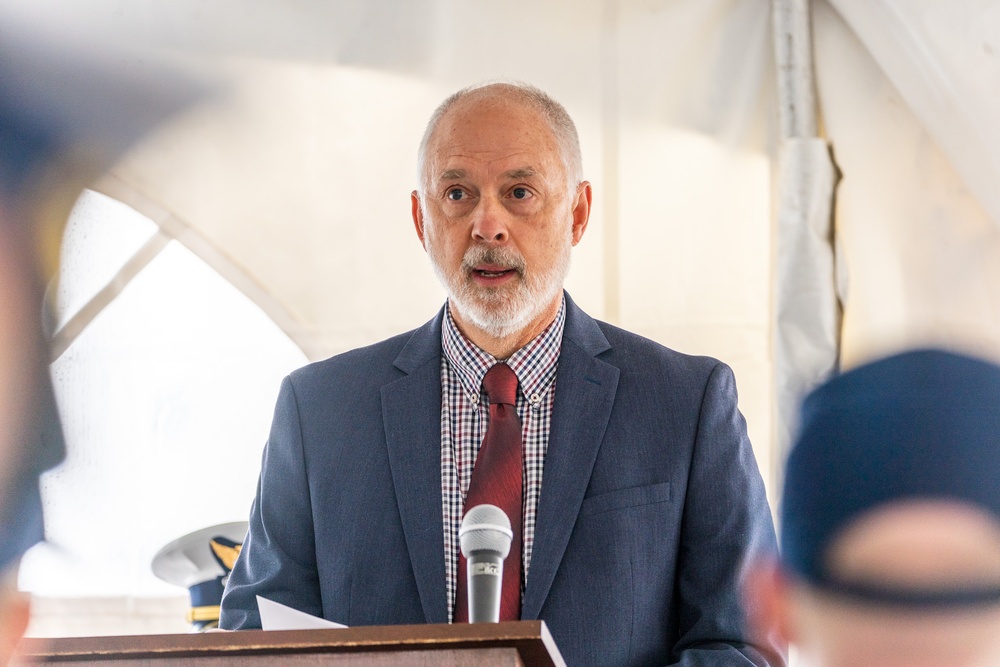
[521,296,619,620]
[381,309,449,624]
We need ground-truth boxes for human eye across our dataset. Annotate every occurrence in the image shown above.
[446,187,466,201]
[510,186,533,200]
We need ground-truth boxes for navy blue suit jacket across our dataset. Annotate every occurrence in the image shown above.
[221,294,783,666]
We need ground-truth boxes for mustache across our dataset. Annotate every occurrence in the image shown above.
[461,245,526,275]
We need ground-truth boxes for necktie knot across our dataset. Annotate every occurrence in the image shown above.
[483,363,518,406]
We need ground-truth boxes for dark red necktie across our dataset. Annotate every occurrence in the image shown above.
[454,362,523,622]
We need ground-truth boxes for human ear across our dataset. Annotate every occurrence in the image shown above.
[570,181,592,246]
[411,191,427,250]
[743,558,796,653]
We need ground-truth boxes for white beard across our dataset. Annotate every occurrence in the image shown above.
[426,229,572,340]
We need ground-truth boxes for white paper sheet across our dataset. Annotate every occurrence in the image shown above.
[256,595,347,630]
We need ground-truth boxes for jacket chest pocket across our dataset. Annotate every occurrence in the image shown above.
[579,481,672,519]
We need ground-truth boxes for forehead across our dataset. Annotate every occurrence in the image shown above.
[426,96,563,177]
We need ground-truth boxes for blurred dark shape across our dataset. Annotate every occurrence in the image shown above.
[0,24,205,573]
[782,348,1000,603]
[746,348,1000,667]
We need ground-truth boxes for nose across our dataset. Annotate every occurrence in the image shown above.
[470,196,509,243]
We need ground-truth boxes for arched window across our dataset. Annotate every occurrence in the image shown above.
[21,190,308,636]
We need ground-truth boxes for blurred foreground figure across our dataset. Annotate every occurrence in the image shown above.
[747,349,1000,667]
[0,206,61,665]
[0,25,200,665]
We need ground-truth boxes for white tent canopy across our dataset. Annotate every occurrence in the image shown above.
[9,0,1000,522]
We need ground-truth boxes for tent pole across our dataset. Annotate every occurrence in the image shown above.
[773,0,818,140]
[770,0,841,499]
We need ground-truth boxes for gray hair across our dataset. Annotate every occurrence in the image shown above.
[416,81,583,198]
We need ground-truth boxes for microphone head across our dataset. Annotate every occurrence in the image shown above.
[459,504,513,559]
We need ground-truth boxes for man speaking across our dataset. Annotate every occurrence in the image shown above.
[220,82,782,666]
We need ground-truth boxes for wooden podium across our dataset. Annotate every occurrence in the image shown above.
[14,620,565,666]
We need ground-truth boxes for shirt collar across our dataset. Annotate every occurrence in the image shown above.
[441,296,566,405]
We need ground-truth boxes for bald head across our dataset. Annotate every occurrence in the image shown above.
[417,82,582,197]
[826,501,1000,595]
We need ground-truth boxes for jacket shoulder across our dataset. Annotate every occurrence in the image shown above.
[593,319,729,381]
[286,328,425,394]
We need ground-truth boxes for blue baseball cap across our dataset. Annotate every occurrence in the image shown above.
[781,348,1000,606]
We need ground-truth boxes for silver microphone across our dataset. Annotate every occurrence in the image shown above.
[459,504,513,623]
